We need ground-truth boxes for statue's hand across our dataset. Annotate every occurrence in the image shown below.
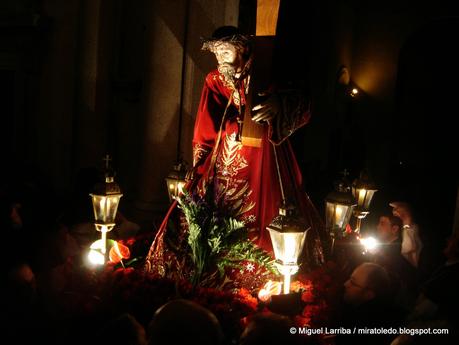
[251,92,281,123]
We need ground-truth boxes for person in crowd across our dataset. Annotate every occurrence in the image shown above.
[240,312,308,345]
[337,262,404,344]
[391,230,459,345]
[390,201,423,268]
[147,299,224,345]
[375,212,418,305]
[93,313,147,345]
[1,261,54,344]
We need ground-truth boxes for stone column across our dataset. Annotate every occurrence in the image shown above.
[132,0,240,226]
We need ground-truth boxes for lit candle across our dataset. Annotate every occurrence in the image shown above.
[177,182,185,195]
[358,189,366,207]
[335,205,343,226]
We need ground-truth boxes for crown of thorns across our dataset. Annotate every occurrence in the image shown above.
[201,33,252,53]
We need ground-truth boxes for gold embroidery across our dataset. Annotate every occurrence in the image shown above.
[227,182,252,202]
[232,90,241,106]
[214,132,255,220]
[217,133,248,177]
[193,143,211,167]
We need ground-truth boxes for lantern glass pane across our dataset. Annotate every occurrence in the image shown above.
[177,181,185,194]
[166,177,186,202]
[363,190,376,210]
[353,188,366,208]
[268,230,307,265]
[166,177,178,202]
[91,194,121,223]
[326,201,352,230]
[352,187,377,211]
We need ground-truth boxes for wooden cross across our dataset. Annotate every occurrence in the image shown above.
[241,0,281,147]
[256,0,280,36]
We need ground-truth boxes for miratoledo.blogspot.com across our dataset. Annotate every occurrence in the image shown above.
[289,326,449,336]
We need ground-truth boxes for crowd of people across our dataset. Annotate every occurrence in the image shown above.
[333,201,458,345]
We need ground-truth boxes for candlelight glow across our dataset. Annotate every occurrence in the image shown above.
[283,274,291,294]
[335,205,343,220]
[359,236,379,253]
[87,239,105,266]
[90,193,122,225]
[324,179,356,241]
[258,280,283,302]
[270,231,307,266]
[267,213,309,296]
[357,189,366,207]
[177,181,185,194]
[87,238,123,266]
[165,162,187,202]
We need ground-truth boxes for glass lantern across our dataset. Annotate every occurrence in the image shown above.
[267,204,310,294]
[89,156,123,263]
[90,175,123,231]
[165,162,187,202]
[325,178,356,254]
[351,171,377,232]
[325,180,356,234]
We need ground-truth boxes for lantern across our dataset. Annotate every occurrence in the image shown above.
[351,171,377,232]
[267,204,310,295]
[325,178,356,254]
[165,162,187,202]
[89,155,123,263]
[325,179,356,235]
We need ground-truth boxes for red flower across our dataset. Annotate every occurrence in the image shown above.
[109,241,130,264]
[345,223,353,234]
[301,289,314,303]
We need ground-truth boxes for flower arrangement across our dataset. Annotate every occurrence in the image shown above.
[175,188,276,287]
[53,238,344,344]
[50,182,345,343]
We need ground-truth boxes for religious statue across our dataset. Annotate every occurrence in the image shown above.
[144,26,326,289]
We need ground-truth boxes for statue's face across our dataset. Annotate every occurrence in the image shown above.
[213,42,243,70]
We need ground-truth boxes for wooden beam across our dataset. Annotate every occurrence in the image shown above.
[256,0,280,36]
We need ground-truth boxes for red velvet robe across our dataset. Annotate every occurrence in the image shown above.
[144,69,324,279]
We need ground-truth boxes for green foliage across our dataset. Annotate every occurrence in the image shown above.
[176,189,275,286]
[216,241,278,277]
